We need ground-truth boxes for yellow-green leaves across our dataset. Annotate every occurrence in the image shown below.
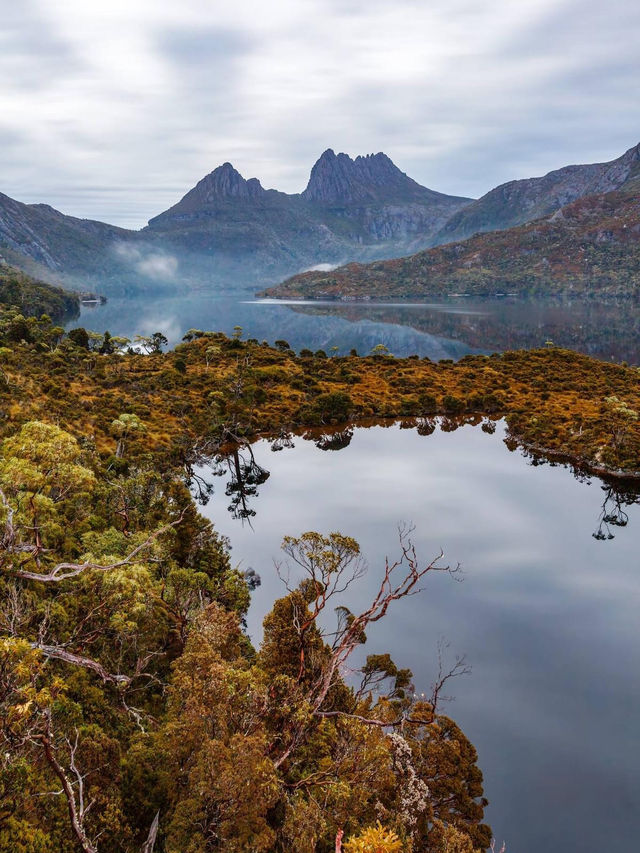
[1,421,94,498]
[344,821,403,852]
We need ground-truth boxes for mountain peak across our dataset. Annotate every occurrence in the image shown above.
[147,161,268,225]
[302,149,411,203]
[194,162,265,201]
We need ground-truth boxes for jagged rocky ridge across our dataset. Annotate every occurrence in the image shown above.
[143,149,472,277]
[1,143,639,295]
[0,150,472,292]
[263,162,640,301]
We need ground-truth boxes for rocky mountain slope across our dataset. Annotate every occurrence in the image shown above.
[2,143,639,296]
[262,164,640,300]
[0,150,471,291]
[0,192,133,278]
[143,149,471,276]
[436,143,640,244]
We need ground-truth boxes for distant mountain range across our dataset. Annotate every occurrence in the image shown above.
[0,143,638,296]
[0,150,470,293]
[142,149,472,281]
[263,154,640,301]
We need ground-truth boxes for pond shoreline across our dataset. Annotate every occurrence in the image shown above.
[235,414,640,485]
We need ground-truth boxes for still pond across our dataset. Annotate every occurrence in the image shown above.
[198,420,640,853]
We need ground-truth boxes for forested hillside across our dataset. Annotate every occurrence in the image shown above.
[0,261,79,321]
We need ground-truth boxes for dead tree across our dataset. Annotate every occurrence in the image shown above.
[272,525,459,768]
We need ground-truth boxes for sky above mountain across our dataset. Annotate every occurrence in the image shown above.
[1,0,638,228]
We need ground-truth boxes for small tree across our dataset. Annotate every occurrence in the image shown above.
[205,344,221,368]
[67,327,90,350]
[604,395,638,451]
[370,343,392,358]
[111,413,146,458]
[134,332,167,354]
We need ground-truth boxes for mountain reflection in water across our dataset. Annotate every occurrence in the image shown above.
[197,420,640,853]
[72,292,640,363]
[286,296,640,364]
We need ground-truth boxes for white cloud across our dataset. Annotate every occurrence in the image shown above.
[0,0,638,227]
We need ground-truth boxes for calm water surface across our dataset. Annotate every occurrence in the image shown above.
[198,421,640,853]
[70,291,640,362]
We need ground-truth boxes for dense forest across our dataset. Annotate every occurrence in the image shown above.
[1,283,639,851]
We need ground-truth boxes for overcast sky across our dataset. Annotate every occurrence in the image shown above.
[1,0,639,228]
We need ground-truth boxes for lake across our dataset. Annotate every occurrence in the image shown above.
[70,290,640,363]
[197,420,640,853]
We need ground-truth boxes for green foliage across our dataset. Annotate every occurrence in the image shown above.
[0,263,79,322]
[370,343,392,357]
[307,391,354,423]
[442,395,465,415]
[67,327,90,349]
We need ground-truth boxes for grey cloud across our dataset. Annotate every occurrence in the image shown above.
[0,0,638,225]
[0,3,82,91]
[159,26,254,68]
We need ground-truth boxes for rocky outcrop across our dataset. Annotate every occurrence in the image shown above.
[301,149,458,206]
[148,163,271,226]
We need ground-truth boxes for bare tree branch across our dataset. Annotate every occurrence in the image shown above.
[31,644,131,685]
[35,715,98,853]
[140,811,160,853]
[429,638,471,712]
[310,526,452,715]
[273,526,456,769]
